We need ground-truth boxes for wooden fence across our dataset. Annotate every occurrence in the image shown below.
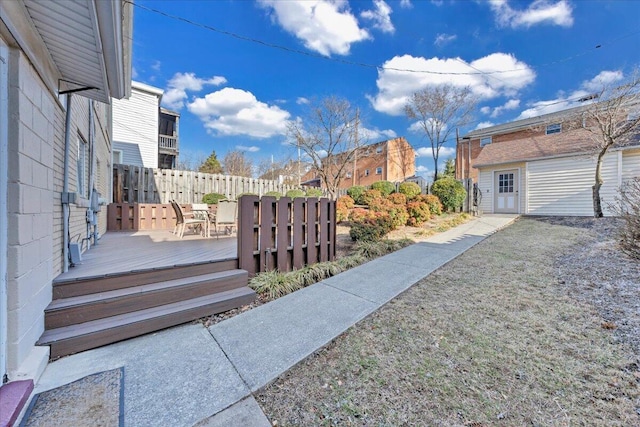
[106,203,215,231]
[113,164,297,204]
[237,196,336,276]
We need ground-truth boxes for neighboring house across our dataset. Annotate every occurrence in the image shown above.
[457,106,640,216]
[302,137,416,190]
[112,82,180,169]
[0,0,131,418]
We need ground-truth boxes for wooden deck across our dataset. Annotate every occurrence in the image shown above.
[57,230,237,281]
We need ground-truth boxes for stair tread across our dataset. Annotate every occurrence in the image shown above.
[38,287,255,345]
[47,269,247,311]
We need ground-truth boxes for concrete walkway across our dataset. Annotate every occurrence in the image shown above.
[30,214,517,426]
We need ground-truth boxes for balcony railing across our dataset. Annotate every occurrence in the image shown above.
[159,134,178,151]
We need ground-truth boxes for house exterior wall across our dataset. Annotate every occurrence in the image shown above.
[4,40,113,381]
[477,162,526,214]
[622,148,640,182]
[112,83,160,168]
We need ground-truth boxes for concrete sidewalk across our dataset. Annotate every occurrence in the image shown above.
[30,214,517,427]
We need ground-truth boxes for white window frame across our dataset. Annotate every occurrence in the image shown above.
[480,136,492,146]
[376,146,383,154]
[112,149,123,165]
[345,171,352,178]
[546,123,562,135]
[364,169,370,177]
[375,166,383,175]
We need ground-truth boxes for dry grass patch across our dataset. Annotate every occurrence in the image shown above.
[256,218,639,426]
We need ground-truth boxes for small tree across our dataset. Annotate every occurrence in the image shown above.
[405,85,476,181]
[441,158,456,179]
[288,97,365,198]
[576,70,640,217]
[199,150,223,174]
[223,150,253,177]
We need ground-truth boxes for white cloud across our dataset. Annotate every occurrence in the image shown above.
[296,97,310,105]
[400,0,413,8]
[581,70,624,93]
[480,106,491,115]
[369,53,535,115]
[416,147,432,157]
[434,33,457,47]
[416,165,431,173]
[236,145,260,152]
[361,0,395,34]
[360,126,397,141]
[258,0,370,56]
[188,87,291,138]
[162,72,227,109]
[151,60,162,71]
[490,98,520,117]
[475,121,495,130]
[488,0,573,29]
[416,146,455,158]
[517,69,624,119]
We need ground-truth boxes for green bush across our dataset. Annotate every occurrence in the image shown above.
[263,191,282,199]
[398,182,421,199]
[347,185,366,204]
[431,177,466,211]
[349,207,369,223]
[349,211,393,242]
[406,201,431,226]
[285,189,306,199]
[415,194,443,216]
[336,195,355,222]
[305,188,323,198]
[360,189,383,207]
[371,180,395,196]
[202,193,226,204]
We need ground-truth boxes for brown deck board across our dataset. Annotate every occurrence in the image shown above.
[58,230,237,281]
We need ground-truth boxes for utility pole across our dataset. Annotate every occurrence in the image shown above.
[352,108,359,186]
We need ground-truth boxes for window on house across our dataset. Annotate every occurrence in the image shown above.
[546,123,562,134]
[77,135,88,198]
[112,149,123,165]
[376,146,383,154]
[364,169,370,176]
[375,167,382,175]
[480,136,492,146]
[346,171,352,178]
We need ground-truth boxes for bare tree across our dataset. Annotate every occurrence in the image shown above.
[288,96,364,198]
[566,70,640,217]
[223,150,253,177]
[257,156,301,185]
[405,85,476,181]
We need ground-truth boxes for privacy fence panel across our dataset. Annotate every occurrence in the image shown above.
[113,165,297,204]
[237,195,336,277]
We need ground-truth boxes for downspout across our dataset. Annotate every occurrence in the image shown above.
[87,98,95,248]
[62,94,72,272]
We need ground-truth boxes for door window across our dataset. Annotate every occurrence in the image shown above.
[498,173,514,193]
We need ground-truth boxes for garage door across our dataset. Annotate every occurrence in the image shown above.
[527,155,618,216]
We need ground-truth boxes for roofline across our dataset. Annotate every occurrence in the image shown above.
[132,80,164,97]
[464,104,591,139]
[474,143,640,169]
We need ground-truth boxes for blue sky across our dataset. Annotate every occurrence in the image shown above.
[132,0,640,178]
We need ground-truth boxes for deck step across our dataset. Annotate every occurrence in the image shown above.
[38,287,257,359]
[45,270,248,329]
[52,258,239,299]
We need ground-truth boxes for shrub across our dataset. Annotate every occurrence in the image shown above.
[347,185,366,204]
[349,211,393,242]
[369,197,408,229]
[202,193,226,204]
[305,188,323,198]
[336,195,355,222]
[371,180,395,196]
[415,194,443,216]
[432,177,466,211]
[360,189,383,207]
[349,207,370,223]
[387,193,407,205]
[263,191,282,199]
[285,189,306,199]
[611,177,640,259]
[406,201,431,226]
[398,182,421,199]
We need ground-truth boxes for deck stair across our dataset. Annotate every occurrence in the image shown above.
[38,260,256,359]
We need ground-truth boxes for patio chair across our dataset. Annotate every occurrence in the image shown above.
[171,200,207,238]
[212,200,237,239]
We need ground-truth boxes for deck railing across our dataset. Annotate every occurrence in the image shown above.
[158,134,178,151]
[237,195,336,276]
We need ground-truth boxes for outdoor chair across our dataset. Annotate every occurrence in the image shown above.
[212,200,237,239]
[171,200,207,238]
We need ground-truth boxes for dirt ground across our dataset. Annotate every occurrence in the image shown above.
[256,217,640,426]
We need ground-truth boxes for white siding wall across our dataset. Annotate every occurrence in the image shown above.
[622,149,640,182]
[477,163,525,214]
[527,153,619,216]
[112,85,159,168]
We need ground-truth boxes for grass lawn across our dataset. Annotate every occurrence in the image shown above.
[256,217,639,426]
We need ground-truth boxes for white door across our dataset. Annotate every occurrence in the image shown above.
[494,170,518,213]
[0,36,8,381]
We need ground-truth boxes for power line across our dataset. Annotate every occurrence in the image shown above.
[128,1,639,79]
